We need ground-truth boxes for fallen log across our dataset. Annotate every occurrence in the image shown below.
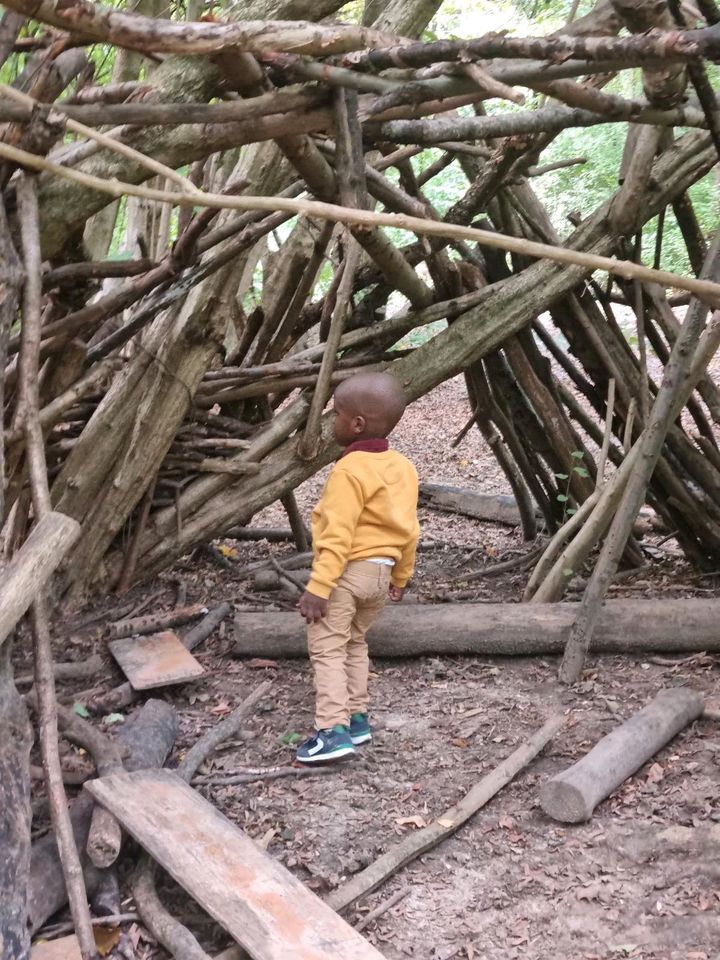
[539,687,704,823]
[234,599,720,659]
[0,511,80,649]
[328,713,565,912]
[28,699,177,933]
[418,482,533,527]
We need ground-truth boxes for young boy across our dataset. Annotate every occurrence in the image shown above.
[295,371,420,764]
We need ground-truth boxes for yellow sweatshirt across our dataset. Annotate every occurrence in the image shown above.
[308,446,420,599]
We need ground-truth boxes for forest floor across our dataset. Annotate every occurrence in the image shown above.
[27,368,720,960]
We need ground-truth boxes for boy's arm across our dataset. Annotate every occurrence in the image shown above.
[391,518,421,590]
[306,466,365,599]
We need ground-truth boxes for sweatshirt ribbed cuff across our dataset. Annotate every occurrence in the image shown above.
[306,578,333,600]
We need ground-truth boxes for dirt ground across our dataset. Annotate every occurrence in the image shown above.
[25,374,720,960]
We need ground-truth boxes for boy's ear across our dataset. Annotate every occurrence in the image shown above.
[352,415,366,434]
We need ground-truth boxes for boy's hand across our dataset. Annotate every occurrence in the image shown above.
[388,584,405,603]
[298,590,328,624]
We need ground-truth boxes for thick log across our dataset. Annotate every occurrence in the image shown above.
[234,600,720,659]
[27,699,177,933]
[540,687,704,823]
[419,482,538,527]
[0,512,81,650]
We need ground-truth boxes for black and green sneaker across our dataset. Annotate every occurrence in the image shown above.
[296,725,356,764]
[349,713,372,745]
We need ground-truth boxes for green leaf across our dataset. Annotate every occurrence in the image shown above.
[563,567,574,577]
[556,493,569,502]
[566,507,577,516]
[280,731,301,745]
[573,466,590,477]
[102,713,125,725]
[554,472,569,481]
[73,702,90,718]
[571,450,585,460]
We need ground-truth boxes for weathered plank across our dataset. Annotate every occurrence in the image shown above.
[108,630,204,689]
[86,769,386,960]
[31,934,82,960]
[0,511,81,650]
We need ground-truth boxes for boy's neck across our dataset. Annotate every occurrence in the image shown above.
[342,438,389,457]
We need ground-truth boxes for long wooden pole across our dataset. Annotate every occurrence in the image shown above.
[0,138,718,309]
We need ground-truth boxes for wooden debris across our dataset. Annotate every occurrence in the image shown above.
[540,688,705,823]
[108,630,204,690]
[86,769,386,960]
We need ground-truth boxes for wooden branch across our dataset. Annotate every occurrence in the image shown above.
[1,138,718,309]
[345,22,720,71]
[0,86,329,127]
[31,598,96,960]
[540,688,704,822]
[0,0,403,56]
[0,193,23,526]
[178,681,272,783]
[0,512,80,650]
[560,236,720,683]
[279,493,309,553]
[131,857,212,960]
[596,378,616,487]
[17,174,51,520]
[0,9,25,69]
[298,238,359,460]
[1,84,199,194]
[376,100,707,147]
[327,714,565,911]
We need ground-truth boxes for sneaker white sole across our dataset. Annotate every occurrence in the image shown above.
[296,744,356,764]
[350,733,372,745]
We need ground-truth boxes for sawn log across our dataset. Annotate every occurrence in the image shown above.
[540,687,704,823]
[234,599,720,659]
[418,483,533,527]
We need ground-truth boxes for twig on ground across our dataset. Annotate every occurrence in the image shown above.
[193,764,338,787]
[327,713,565,912]
[354,885,411,932]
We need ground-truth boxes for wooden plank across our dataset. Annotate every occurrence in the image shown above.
[31,935,82,960]
[86,770,386,960]
[0,511,80,650]
[108,630,204,689]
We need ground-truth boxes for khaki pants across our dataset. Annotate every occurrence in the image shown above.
[307,560,391,729]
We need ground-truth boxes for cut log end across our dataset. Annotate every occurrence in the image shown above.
[539,779,592,824]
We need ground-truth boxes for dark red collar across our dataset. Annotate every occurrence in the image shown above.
[342,439,389,457]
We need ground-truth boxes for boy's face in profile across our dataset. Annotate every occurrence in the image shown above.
[332,397,364,447]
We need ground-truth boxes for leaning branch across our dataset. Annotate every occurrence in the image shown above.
[0,0,403,56]
[1,139,718,308]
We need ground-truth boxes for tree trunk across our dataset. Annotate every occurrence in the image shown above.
[540,687,704,823]
[233,599,720,659]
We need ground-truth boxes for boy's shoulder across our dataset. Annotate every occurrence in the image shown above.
[333,447,417,476]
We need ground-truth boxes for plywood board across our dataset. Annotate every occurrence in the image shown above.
[86,769,385,960]
[108,630,204,689]
[31,935,82,960]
